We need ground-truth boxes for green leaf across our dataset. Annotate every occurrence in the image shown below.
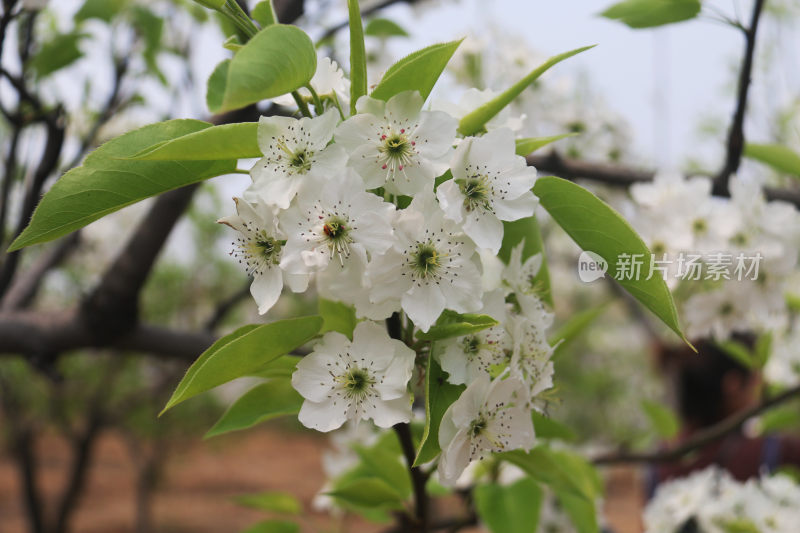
[74,0,127,23]
[252,1,277,27]
[744,143,800,177]
[347,0,368,116]
[459,46,595,136]
[161,316,322,414]
[556,491,600,533]
[474,478,543,533]
[415,311,498,341]
[641,400,679,439]
[414,355,465,466]
[234,491,301,514]
[319,299,358,340]
[354,444,412,500]
[29,32,87,78]
[515,133,579,156]
[205,380,303,438]
[533,176,689,346]
[130,6,165,83]
[754,332,772,369]
[758,402,800,434]
[364,18,409,38]
[502,447,600,502]
[532,412,577,442]
[207,59,232,113]
[549,304,607,359]
[131,122,260,161]
[241,520,299,533]
[8,120,235,251]
[326,478,405,509]
[370,40,463,103]
[249,356,299,379]
[499,215,553,307]
[717,339,758,369]
[210,24,316,113]
[600,0,702,28]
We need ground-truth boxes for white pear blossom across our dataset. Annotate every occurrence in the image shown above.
[274,56,350,111]
[438,374,535,486]
[765,322,800,387]
[644,467,800,533]
[247,109,346,209]
[437,128,538,254]
[432,88,525,132]
[279,170,396,274]
[292,321,415,432]
[335,91,457,195]
[509,315,555,410]
[437,290,511,385]
[366,194,483,331]
[218,197,308,315]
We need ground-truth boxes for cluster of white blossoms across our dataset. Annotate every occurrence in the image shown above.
[617,172,800,341]
[644,467,800,533]
[220,57,556,487]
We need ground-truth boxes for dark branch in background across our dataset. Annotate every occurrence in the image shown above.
[593,383,800,465]
[712,0,766,196]
[527,152,800,208]
[1,232,80,310]
[65,56,130,171]
[204,281,251,331]
[0,107,66,295]
[0,310,217,362]
[317,0,420,43]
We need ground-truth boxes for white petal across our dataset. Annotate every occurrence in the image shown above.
[436,179,466,224]
[247,171,301,209]
[463,211,504,255]
[437,339,470,385]
[385,91,423,121]
[438,428,472,487]
[298,399,348,432]
[250,268,283,315]
[402,283,446,332]
[307,108,340,150]
[364,396,412,428]
[493,191,538,222]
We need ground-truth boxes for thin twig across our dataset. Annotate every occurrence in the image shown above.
[592,383,800,465]
[204,281,251,331]
[712,0,766,196]
[527,151,800,208]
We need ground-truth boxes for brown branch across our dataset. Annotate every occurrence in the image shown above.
[592,383,800,465]
[0,309,217,361]
[394,422,430,532]
[318,0,420,43]
[527,151,800,208]
[1,232,80,310]
[204,281,251,331]
[0,109,66,295]
[712,0,766,196]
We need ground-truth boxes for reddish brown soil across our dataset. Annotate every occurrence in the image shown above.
[0,426,643,533]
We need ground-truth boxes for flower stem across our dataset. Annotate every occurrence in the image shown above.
[387,312,429,532]
[291,91,312,118]
[221,0,259,40]
[305,84,324,115]
[393,423,430,532]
